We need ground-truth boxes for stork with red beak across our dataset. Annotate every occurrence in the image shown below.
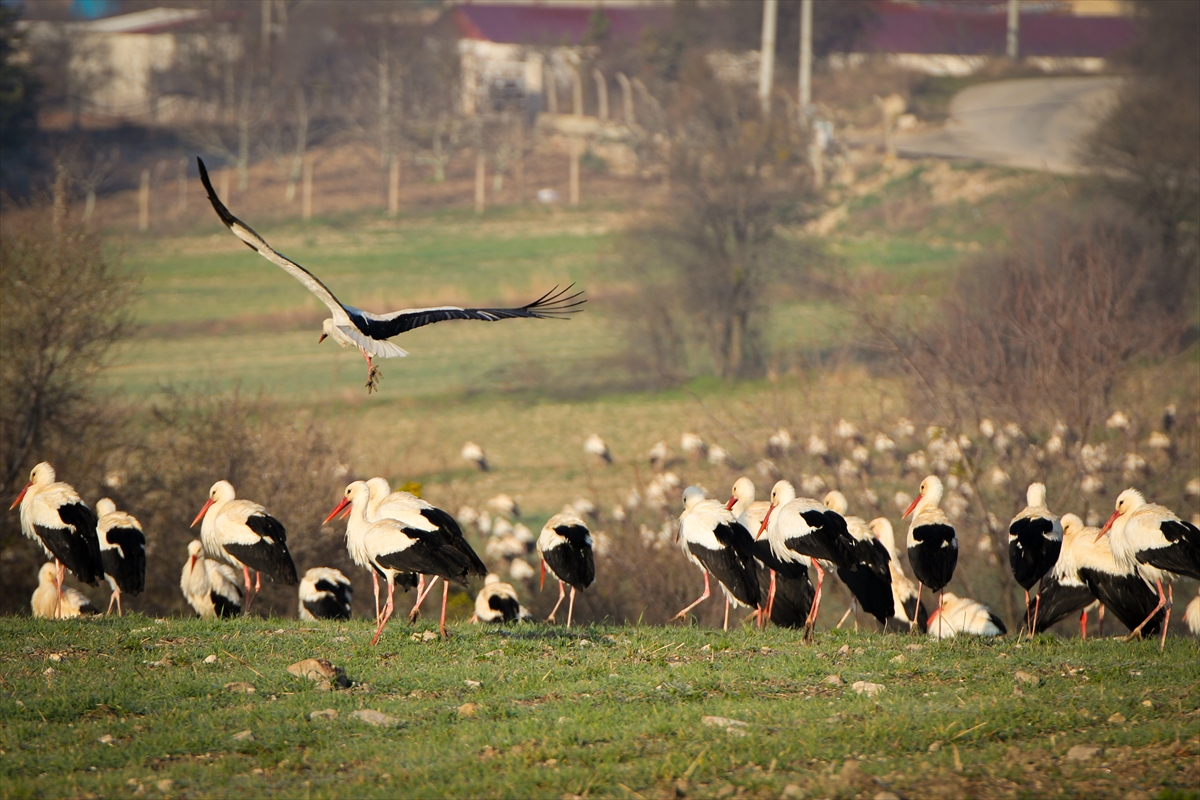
[191,480,298,613]
[11,462,103,619]
[180,539,243,618]
[903,475,958,637]
[537,509,595,627]
[1098,488,1200,650]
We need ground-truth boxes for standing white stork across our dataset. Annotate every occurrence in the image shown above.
[325,481,471,643]
[197,158,584,392]
[1031,513,1102,637]
[95,498,146,616]
[191,480,298,613]
[11,462,103,618]
[727,477,809,628]
[32,562,97,619]
[1008,482,1063,636]
[538,509,596,627]
[298,567,353,621]
[180,540,243,618]
[868,518,929,633]
[674,487,760,630]
[823,491,895,629]
[365,477,486,624]
[471,574,530,623]
[903,475,958,636]
[926,593,1006,639]
[1099,488,1200,649]
[757,480,856,635]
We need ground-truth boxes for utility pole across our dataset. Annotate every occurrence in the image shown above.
[798,0,813,113]
[758,0,778,117]
[1007,0,1020,61]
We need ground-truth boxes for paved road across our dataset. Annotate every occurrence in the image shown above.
[895,76,1121,174]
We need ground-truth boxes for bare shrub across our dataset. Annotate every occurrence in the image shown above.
[0,197,135,611]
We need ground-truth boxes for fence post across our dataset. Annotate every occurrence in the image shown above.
[302,158,313,221]
[616,72,633,125]
[138,168,150,231]
[569,138,580,206]
[571,66,583,117]
[475,150,486,214]
[388,155,401,217]
[593,69,608,121]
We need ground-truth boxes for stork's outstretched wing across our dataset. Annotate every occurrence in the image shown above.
[351,284,586,341]
[198,157,347,321]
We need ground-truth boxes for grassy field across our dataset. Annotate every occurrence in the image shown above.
[2,617,1198,799]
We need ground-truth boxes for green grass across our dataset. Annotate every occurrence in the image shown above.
[2,618,1197,798]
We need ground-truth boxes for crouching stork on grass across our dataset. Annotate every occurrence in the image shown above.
[1008,482,1063,636]
[96,498,146,616]
[181,540,244,618]
[1029,513,1102,637]
[538,509,596,628]
[192,480,298,613]
[1099,488,1200,650]
[298,567,353,621]
[674,487,760,631]
[927,593,1006,639]
[472,574,530,623]
[903,475,958,637]
[32,562,97,619]
[11,462,103,619]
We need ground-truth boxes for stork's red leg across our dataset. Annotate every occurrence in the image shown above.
[910,581,924,634]
[1080,607,1088,640]
[1098,604,1105,637]
[407,574,426,622]
[1031,591,1043,639]
[767,570,777,620]
[372,570,381,623]
[567,586,577,628]
[547,579,566,623]
[1024,589,1031,636]
[371,579,396,646]
[672,572,711,622]
[242,566,254,614]
[255,571,261,592]
[106,591,118,615]
[439,580,450,640]
[1126,579,1167,642]
[723,597,730,632]
[1160,584,1173,652]
[805,559,825,635]
[55,561,65,620]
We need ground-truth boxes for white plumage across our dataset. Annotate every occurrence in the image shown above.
[584,433,612,464]
[926,593,1006,639]
[462,442,489,471]
[95,497,146,616]
[298,567,353,621]
[12,462,103,594]
[1185,588,1200,637]
[32,562,96,619]
[472,574,530,623]
[180,540,243,619]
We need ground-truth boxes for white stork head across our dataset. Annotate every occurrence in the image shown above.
[10,461,56,509]
[186,538,203,570]
[904,475,943,519]
[1026,482,1047,508]
[324,480,369,524]
[1098,488,1147,538]
[726,476,755,511]
[317,317,338,345]
[1059,513,1084,538]
[191,480,236,527]
[823,490,849,516]
[96,498,117,517]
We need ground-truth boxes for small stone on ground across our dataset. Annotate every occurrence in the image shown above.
[458,702,481,717]
[309,709,338,720]
[1066,744,1102,761]
[225,682,255,694]
[350,709,399,727]
[852,681,885,697]
[1015,670,1039,686]
[231,730,254,742]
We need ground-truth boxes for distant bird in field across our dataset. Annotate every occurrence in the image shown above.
[298,567,353,621]
[11,462,103,619]
[674,487,760,630]
[327,481,470,643]
[461,442,489,472]
[903,475,958,637]
[365,477,485,623]
[1099,488,1200,649]
[32,562,96,619]
[198,158,583,392]
[926,593,1006,639]
[471,574,530,623]
[584,433,612,464]
[191,480,298,613]
[869,518,928,633]
[180,540,243,619]
[538,509,595,627]
[95,498,146,616]
[1008,482,1063,636]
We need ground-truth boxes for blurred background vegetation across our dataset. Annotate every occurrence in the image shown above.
[0,0,1196,630]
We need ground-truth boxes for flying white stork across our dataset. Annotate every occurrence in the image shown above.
[32,562,96,619]
[1008,482,1063,636]
[180,540,244,618]
[471,574,530,623]
[1099,488,1200,650]
[11,462,103,618]
[95,498,146,616]
[191,480,299,613]
[298,567,353,621]
[326,481,471,643]
[365,477,486,624]
[903,475,958,637]
[926,593,1006,639]
[197,158,584,392]
[674,487,760,631]
[868,517,929,632]
[538,509,596,627]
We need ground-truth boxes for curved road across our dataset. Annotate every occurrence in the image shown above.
[894,76,1121,174]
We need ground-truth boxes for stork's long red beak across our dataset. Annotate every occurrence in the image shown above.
[903,494,922,519]
[324,497,351,525]
[318,333,327,343]
[540,559,546,590]
[757,504,775,540]
[9,482,31,510]
[191,498,215,527]
[1096,509,1121,541]
[339,506,352,520]
[189,554,197,571]
[725,496,737,511]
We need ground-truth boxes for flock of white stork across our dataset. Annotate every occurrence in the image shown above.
[12,454,1200,650]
